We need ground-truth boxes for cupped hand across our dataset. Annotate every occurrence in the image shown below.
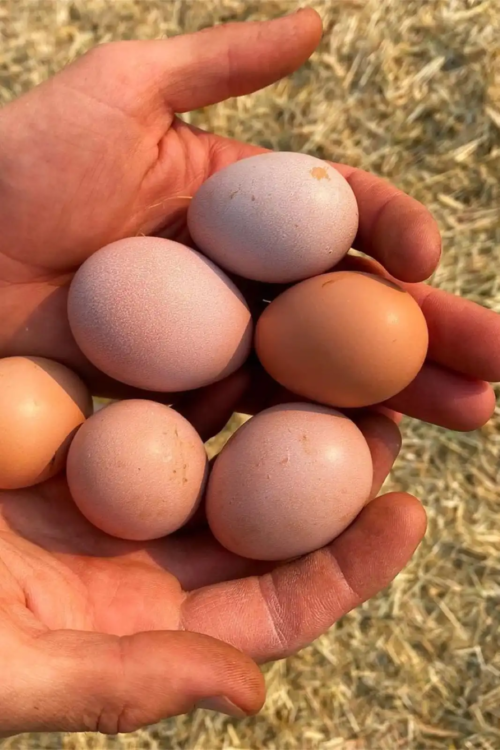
[0,10,498,435]
[0,9,496,735]
[0,410,424,735]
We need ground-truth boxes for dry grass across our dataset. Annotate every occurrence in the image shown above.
[1,0,500,747]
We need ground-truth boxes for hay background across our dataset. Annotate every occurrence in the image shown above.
[1,0,499,748]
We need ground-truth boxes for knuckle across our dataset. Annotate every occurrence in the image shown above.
[91,638,137,735]
[257,573,292,658]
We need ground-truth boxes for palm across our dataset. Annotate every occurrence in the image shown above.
[0,479,185,636]
[0,420,429,738]
[0,444,407,664]
[0,115,247,390]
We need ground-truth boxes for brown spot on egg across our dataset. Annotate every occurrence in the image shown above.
[322,277,342,288]
[310,166,331,181]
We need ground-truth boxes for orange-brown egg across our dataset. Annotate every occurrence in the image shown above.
[255,271,429,409]
[0,356,92,490]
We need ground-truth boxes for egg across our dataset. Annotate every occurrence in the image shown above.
[0,356,92,490]
[66,399,208,540]
[67,237,253,392]
[187,152,359,283]
[255,271,429,409]
[206,403,373,561]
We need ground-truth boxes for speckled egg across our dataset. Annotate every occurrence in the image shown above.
[66,399,208,541]
[187,152,359,283]
[0,356,92,490]
[206,403,373,561]
[67,237,253,392]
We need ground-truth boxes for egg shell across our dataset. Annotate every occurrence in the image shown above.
[67,237,253,392]
[206,403,373,561]
[66,399,208,541]
[187,152,359,283]
[255,271,429,409]
[0,356,92,490]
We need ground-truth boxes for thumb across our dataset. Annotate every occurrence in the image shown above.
[3,629,265,735]
[154,8,323,112]
[60,9,323,117]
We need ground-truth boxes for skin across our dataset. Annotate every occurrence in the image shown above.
[0,8,498,735]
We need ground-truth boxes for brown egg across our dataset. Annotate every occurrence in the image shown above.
[67,237,253,393]
[255,271,429,409]
[0,356,92,490]
[66,399,208,541]
[206,403,373,561]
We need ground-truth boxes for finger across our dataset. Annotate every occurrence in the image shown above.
[371,405,404,425]
[72,10,322,118]
[174,366,253,441]
[333,165,441,282]
[233,363,405,438]
[385,363,496,431]
[339,254,500,382]
[408,283,500,383]
[181,493,426,662]
[354,412,402,499]
[236,357,494,431]
[3,628,264,735]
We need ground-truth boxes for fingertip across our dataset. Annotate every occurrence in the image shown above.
[366,493,428,570]
[175,366,252,441]
[472,382,497,429]
[387,367,497,431]
[262,6,323,72]
[328,492,426,608]
[372,405,404,425]
[293,7,324,38]
[337,166,442,283]
[364,492,428,543]
[354,412,402,499]
[355,491,427,564]
[356,410,402,451]
[375,200,442,283]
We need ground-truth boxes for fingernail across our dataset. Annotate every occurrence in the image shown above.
[196,696,248,718]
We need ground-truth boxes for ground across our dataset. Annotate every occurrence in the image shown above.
[0,0,499,748]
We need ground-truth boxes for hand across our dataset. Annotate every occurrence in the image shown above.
[0,9,498,435]
[0,9,495,735]
[0,410,424,734]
